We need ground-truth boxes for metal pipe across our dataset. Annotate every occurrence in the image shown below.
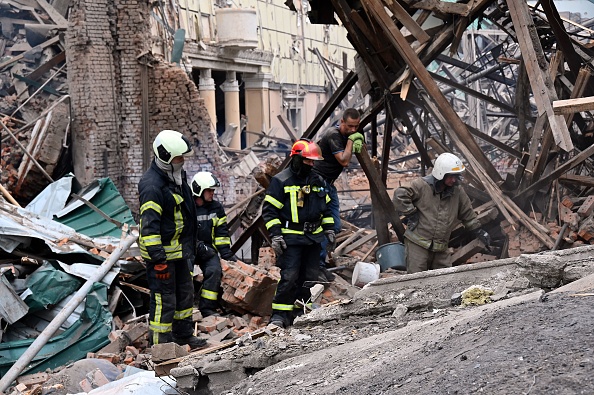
[0,230,139,393]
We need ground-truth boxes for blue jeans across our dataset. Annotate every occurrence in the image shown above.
[320,183,341,267]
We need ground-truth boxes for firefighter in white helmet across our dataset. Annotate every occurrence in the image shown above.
[393,153,490,273]
[190,171,237,317]
[138,129,206,349]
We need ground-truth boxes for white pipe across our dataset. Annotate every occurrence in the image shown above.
[0,230,139,393]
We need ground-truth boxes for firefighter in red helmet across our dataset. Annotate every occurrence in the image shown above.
[262,139,335,328]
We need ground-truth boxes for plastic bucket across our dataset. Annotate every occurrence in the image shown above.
[376,242,406,272]
[352,262,380,287]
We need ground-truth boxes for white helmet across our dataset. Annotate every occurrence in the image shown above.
[153,130,193,164]
[191,171,221,197]
[432,153,465,180]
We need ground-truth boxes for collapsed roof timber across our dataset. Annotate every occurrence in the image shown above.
[1,0,594,394]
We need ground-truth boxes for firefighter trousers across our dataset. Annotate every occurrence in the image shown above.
[146,259,194,344]
[198,254,222,310]
[405,238,451,273]
[272,243,321,321]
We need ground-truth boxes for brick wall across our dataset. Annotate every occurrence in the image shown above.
[66,0,256,214]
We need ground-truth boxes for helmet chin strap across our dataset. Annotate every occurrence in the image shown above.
[155,159,184,185]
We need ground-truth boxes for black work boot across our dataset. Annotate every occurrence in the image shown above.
[172,334,207,350]
[199,299,220,318]
[320,266,336,282]
[269,312,290,328]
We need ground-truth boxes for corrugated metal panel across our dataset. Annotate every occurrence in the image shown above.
[54,178,136,239]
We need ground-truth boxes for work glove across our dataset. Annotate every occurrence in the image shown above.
[271,235,287,258]
[403,211,419,231]
[348,132,365,143]
[220,250,238,262]
[325,230,336,254]
[474,228,491,251]
[352,139,363,154]
[196,241,217,261]
[154,262,170,280]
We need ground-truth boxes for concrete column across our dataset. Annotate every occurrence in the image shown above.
[220,71,241,149]
[198,69,216,133]
[244,72,272,147]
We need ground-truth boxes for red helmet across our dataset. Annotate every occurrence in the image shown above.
[290,139,323,160]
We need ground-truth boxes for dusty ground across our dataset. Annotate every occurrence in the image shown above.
[227,289,594,395]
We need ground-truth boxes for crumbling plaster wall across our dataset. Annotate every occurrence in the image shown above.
[66,0,252,214]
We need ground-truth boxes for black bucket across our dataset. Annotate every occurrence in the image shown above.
[375,242,406,272]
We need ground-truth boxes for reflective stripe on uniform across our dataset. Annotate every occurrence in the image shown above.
[284,186,300,223]
[141,201,162,215]
[266,218,282,229]
[322,217,334,225]
[214,236,230,246]
[265,194,283,209]
[150,293,172,333]
[272,303,294,311]
[201,289,218,301]
[174,307,193,320]
[281,227,323,235]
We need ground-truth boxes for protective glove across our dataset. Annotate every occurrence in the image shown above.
[196,241,217,261]
[271,235,287,257]
[404,211,419,231]
[324,230,336,254]
[352,139,363,154]
[474,228,491,251]
[348,132,364,143]
[220,251,238,262]
[154,262,170,280]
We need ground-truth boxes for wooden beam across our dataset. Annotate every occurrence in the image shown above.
[0,35,60,71]
[506,0,573,151]
[364,0,503,183]
[357,147,406,240]
[553,96,594,115]
[382,0,430,44]
[451,239,487,266]
[515,143,594,200]
[408,0,473,16]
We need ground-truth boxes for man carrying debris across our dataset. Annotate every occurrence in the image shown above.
[312,107,363,281]
[393,152,491,273]
[263,139,336,328]
[190,171,238,317]
[138,129,206,349]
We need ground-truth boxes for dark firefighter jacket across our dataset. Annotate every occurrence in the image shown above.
[196,200,234,259]
[263,167,334,245]
[138,160,197,263]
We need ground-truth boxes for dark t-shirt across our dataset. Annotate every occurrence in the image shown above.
[313,126,348,182]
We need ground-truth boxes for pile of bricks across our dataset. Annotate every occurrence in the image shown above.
[220,248,281,317]
[501,195,594,257]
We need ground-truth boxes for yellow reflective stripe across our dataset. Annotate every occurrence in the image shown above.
[272,303,294,311]
[149,321,172,333]
[325,194,331,204]
[218,215,227,224]
[141,201,162,215]
[282,229,304,235]
[322,217,334,225]
[312,227,323,234]
[140,235,162,246]
[289,190,299,223]
[172,193,184,204]
[265,194,283,209]
[266,218,282,229]
[214,237,230,246]
[154,293,163,329]
[284,186,301,192]
[174,307,193,320]
[201,289,218,301]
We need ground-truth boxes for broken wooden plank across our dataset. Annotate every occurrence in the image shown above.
[451,239,486,266]
[407,0,474,16]
[506,0,573,151]
[35,0,68,26]
[0,35,60,70]
[382,0,430,44]
[552,96,594,115]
